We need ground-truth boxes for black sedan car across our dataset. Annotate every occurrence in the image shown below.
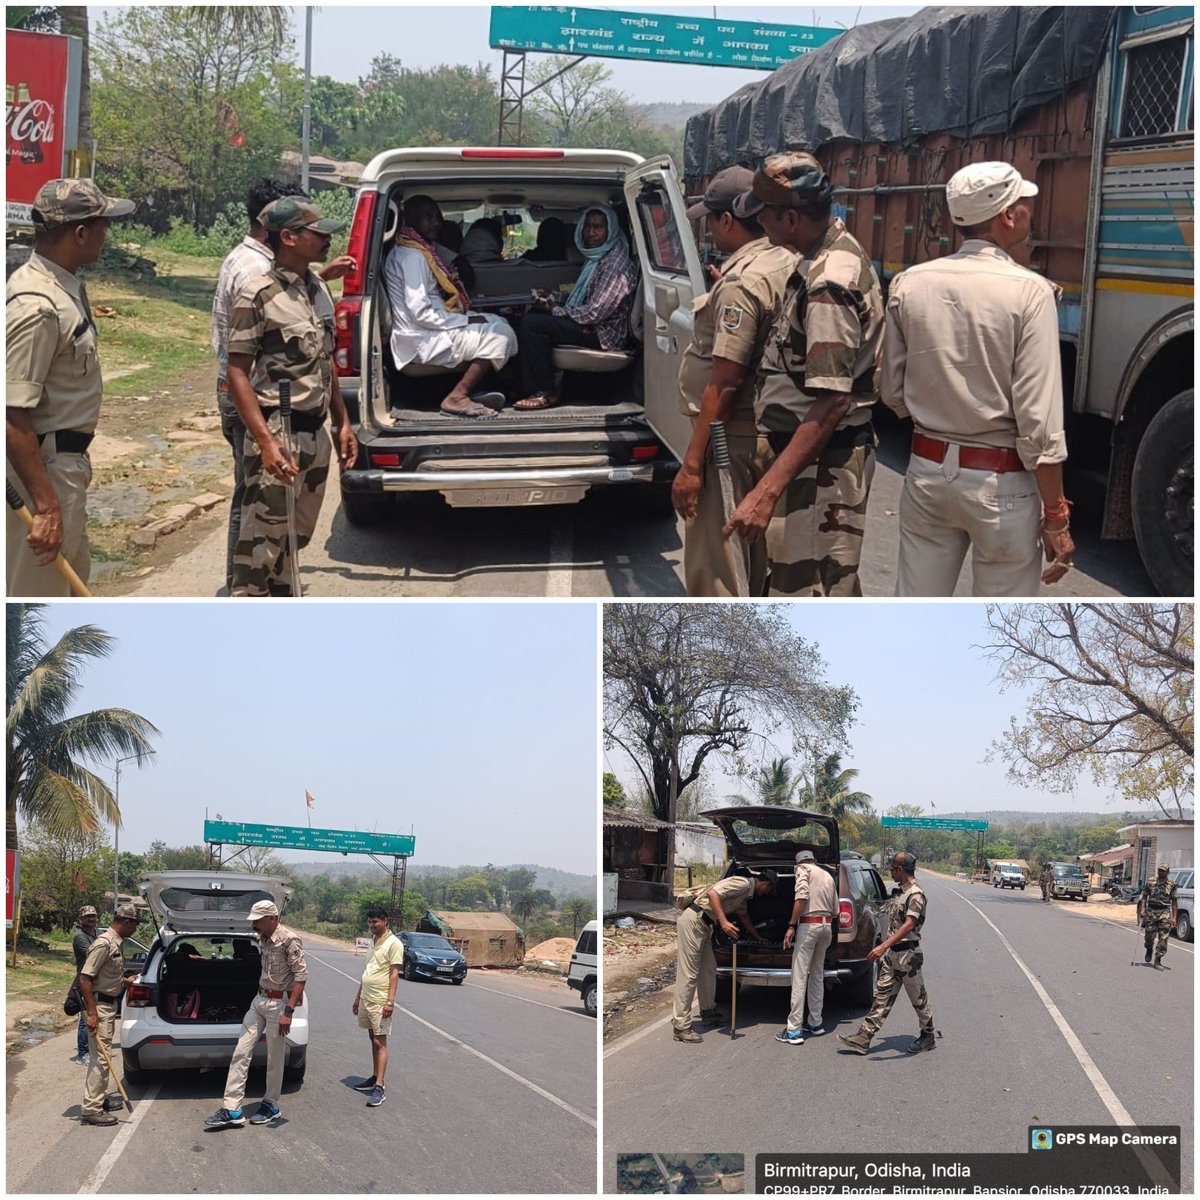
[398,931,468,984]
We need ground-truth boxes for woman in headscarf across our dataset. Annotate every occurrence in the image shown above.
[513,205,639,410]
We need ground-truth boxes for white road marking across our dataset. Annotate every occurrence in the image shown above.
[545,517,575,596]
[942,884,1176,1189]
[77,1082,161,1194]
[308,952,595,1128]
[604,1011,674,1058]
[466,977,593,1019]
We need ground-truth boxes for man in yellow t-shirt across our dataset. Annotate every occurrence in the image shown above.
[351,906,404,1107]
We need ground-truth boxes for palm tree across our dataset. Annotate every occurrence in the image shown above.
[561,897,595,937]
[736,756,802,807]
[6,605,159,858]
[798,753,874,844]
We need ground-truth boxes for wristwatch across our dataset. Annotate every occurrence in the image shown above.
[284,1005,295,1015]
[787,923,798,930]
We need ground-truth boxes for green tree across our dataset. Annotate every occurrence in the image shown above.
[560,896,595,936]
[736,756,802,807]
[352,886,394,930]
[885,803,925,819]
[144,841,210,871]
[984,604,1193,819]
[604,604,858,826]
[510,888,555,927]
[798,753,874,843]
[6,605,158,861]
[602,772,628,811]
[394,63,498,147]
[446,873,493,909]
[18,823,109,931]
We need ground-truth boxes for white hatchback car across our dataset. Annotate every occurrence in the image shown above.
[119,872,309,1085]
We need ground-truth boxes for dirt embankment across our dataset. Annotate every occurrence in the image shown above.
[603,918,679,1042]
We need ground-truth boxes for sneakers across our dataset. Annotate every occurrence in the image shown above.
[352,1075,378,1092]
[775,1028,805,1045]
[837,1031,872,1055]
[367,1084,386,1108]
[248,1101,281,1125]
[804,1022,826,1036]
[673,1027,703,1043]
[73,1052,90,1066]
[204,1107,245,1129]
[697,1007,725,1027]
[907,1030,938,1054]
[80,1113,119,1127]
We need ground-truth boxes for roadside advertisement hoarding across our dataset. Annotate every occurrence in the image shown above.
[6,29,75,223]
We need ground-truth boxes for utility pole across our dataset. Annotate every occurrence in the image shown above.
[301,7,313,191]
[112,751,155,911]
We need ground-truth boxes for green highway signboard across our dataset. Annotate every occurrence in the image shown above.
[881,817,989,832]
[204,820,415,857]
[489,6,839,71]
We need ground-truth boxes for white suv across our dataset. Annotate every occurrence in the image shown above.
[333,147,707,524]
[566,920,598,1016]
[119,872,309,1084]
[1168,867,1194,942]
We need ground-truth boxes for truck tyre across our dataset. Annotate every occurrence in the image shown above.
[121,1051,148,1085]
[340,488,393,528]
[583,979,597,1016]
[1132,389,1193,596]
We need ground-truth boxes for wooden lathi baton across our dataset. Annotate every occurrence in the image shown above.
[91,1034,133,1112]
[5,482,91,596]
[708,420,750,598]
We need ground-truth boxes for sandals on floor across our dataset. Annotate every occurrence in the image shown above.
[513,393,558,411]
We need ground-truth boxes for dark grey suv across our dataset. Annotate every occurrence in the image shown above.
[701,807,889,1009]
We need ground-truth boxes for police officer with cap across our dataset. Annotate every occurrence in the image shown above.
[7,178,134,596]
[78,902,142,1125]
[838,852,938,1055]
[673,166,796,596]
[881,161,1074,595]
[225,196,358,596]
[206,899,307,1128]
[724,152,884,597]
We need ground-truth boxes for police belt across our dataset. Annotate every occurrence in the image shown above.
[887,940,919,952]
[259,406,328,433]
[95,992,121,1003]
[37,429,94,454]
[688,902,716,928]
[1146,902,1172,913]
[768,421,873,458]
[259,988,287,999]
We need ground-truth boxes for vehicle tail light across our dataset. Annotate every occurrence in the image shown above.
[125,982,154,1008]
[333,297,361,375]
[146,1037,171,1044]
[340,190,378,298]
[460,148,565,159]
[370,451,404,467]
[631,444,658,461]
[838,899,855,930]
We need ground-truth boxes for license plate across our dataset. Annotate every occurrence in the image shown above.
[444,486,587,507]
[436,965,454,973]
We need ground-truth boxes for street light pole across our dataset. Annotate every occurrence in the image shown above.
[301,7,313,192]
[112,752,155,912]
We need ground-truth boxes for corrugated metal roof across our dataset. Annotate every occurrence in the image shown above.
[603,808,674,830]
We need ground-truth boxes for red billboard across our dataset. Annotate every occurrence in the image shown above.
[6,29,71,217]
[6,849,19,928]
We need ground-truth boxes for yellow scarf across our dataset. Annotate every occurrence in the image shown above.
[397,226,470,313]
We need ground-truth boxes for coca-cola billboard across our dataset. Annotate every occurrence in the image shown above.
[6,30,77,221]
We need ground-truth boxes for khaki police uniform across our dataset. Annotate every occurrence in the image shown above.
[672,875,755,1032]
[6,252,102,595]
[784,861,838,1035]
[860,878,935,1039]
[79,927,128,1120]
[227,265,336,596]
[755,217,884,596]
[677,237,794,597]
[881,241,1066,596]
[222,922,307,1111]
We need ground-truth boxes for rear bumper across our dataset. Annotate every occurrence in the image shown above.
[343,463,667,494]
[714,964,854,986]
[122,1031,306,1071]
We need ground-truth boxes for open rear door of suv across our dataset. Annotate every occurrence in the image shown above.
[624,155,705,464]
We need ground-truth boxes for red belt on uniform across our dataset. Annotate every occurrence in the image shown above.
[912,433,1024,474]
[797,915,834,923]
[259,988,286,999]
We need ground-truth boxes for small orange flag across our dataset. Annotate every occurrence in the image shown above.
[305,789,315,809]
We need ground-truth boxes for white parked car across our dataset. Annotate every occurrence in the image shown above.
[566,920,598,1017]
[119,872,308,1084]
[1168,867,1194,942]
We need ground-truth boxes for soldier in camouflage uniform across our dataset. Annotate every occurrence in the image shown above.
[838,852,937,1055]
[226,197,358,596]
[1040,862,1053,902]
[725,153,884,596]
[1138,863,1178,970]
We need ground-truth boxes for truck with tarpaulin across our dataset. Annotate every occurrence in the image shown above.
[682,6,1193,595]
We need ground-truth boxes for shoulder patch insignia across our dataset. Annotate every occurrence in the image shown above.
[720,304,744,332]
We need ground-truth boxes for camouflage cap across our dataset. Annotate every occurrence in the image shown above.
[733,152,833,218]
[258,196,346,235]
[248,900,280,920]
[31,178,135,229]
[113,903,139,921]
[1157,862,1170,873]
[686,165,756,221]
[79,905,98,918]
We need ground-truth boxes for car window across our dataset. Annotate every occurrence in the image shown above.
[635,187,688,276]
[726,818,832,848]
[406,933,454,951]
[157,884,278,914]
[576,929,597,956]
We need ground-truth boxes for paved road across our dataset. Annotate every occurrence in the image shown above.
[100,416,1150,598]
[7,946,596,1195]
[602,877,1192,1192]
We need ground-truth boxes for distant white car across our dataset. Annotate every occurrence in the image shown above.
[119,872,308,1084]
[1168,868,1194,942]
[567,920,598,1016]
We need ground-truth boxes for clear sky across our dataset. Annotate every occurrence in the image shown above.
[27,602,598,875]
[605,603,1126,820]
[98,4,921,108]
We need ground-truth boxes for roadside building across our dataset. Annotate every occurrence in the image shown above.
[1115,820,1194,887]
[603,808,675,908]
